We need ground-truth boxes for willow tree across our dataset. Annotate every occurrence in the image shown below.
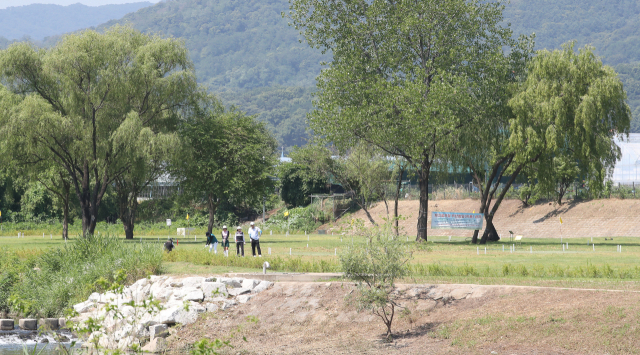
[459,43,630,244]
[0,26,197,236]
[288,0,518,241]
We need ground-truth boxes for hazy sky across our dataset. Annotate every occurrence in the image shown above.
[0,0,159,9]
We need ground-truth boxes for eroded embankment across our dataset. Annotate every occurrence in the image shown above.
[338,199,640,239]
[166,280,640,355]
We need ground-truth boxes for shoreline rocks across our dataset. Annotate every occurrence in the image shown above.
[71,275,273,352]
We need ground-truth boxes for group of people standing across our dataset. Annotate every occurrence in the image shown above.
[204,222,262,257]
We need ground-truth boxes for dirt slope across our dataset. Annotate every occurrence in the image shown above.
[335,199,640,239]
[167,281,640,354]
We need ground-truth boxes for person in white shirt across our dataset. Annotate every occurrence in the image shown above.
[248,222,262,257]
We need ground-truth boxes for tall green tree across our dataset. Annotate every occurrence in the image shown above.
[172,96,278,234]
[0,26,197,236]
[288,0,517,241]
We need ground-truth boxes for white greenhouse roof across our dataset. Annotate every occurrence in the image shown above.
[611,134,640,184]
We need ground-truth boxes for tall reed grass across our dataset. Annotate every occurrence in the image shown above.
[7,234,162,317]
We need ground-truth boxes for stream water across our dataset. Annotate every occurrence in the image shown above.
[0,329,79,355]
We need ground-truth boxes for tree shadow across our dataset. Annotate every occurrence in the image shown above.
[531,199,582,223]
[394,322,441,340]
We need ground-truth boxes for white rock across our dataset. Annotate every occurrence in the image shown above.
[154,307,181,324]
[221,300,237,310]
[169,281,183,287]
[252,280,273,294]
[237,294,254,304]
[188,301,206,313]
[205,303,219,312]
[152,287,173,301]
[175,309,198,325]
[202,282,228,299]
[242,279,260,290]
[88,292,101,302]
[181,277,204,289]
[133,278,149,288]
[228,288,251,296]
[183,289,204,302]
[219,277,242,288]
[150,275,166,283]
[139,313,157,327]
[73,300,94,313]
[204,277,217,282]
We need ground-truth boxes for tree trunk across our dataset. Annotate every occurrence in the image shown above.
[479,216,500,244]
[62,180,70,240]
[471,230,479,244]
[207,194,220,234]
[416,159,431,242]
[394,165,405,236]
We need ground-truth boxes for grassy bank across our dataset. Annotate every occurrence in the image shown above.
[0,234,162,317]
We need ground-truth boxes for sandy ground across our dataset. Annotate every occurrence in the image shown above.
[166,281,640,354]
[334,199,640,239]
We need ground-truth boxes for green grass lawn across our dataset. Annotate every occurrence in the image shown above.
[2,231,640,288]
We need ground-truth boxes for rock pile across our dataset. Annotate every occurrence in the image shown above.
[71,275,272,352]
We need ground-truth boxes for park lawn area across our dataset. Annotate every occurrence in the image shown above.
[2,232,640,289]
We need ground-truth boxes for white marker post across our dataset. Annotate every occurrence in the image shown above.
[43,233,44,239]
[448,236,451,242]
[530,246,532,254]
[593,244,595,251]
[563,244,565,252]
[335,248,337,256]
[270,230,272,235]
[268,247,271,255]
[477,247,479,255]
[484,247,486,255]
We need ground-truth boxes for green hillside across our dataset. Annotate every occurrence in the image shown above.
[3,0,640,145]
[0,2,152,40]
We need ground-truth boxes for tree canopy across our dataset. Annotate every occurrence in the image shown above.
[0,26,198,236]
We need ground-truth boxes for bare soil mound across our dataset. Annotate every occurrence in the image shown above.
[167,281,640,354]
[335,199,640,239]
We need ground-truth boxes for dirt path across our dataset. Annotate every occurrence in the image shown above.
[167,280,640,354]
[332,198,640,239]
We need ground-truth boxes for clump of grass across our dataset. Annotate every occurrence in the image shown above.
[8,234,162,317]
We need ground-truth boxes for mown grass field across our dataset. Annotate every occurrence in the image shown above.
[3,230,640,289]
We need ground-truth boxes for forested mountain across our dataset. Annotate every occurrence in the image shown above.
[0,2,152,40]
[3,0,640,146]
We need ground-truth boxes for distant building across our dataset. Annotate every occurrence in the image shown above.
[279,147,292,163]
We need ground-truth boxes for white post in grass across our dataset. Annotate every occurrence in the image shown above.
[530,246,532,254]
[593,244,595,251]
[448,236,451,242]
[268,247,271,255]
[477,247,479,255]
[335,248,337,256]
[50,234,52,240]
[563,244,565,252]
[484,247,486,255]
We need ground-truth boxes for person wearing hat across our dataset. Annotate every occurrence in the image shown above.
[234,226,245,257]
[248,222,262,257]
[220,225,231,257]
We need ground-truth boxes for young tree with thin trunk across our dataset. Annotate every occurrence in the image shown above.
[288,0,518,241]
[0,26,197,237]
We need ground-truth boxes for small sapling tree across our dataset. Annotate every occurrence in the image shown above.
[340,221,412,341]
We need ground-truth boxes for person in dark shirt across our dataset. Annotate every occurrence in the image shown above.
[164,238,175,252]
[235,226,245,257]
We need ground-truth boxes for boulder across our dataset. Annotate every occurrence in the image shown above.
[58,318,67,329]
[204,277,217,282]
[181,277,204,289]
[154,307,181,324]
[228,288,251,297]
[73,300,94,313]
[175,309,198,325]
[237,294,254,304]
[252,280,273,294]
[183,289,204,302]
[19,319,37,330]
[204,303,219,313]
[88,292,101,302]
[202,282,228,299]
[219,277,242,288]
[242,279,260,290]
[221,300,237,310]
[149,324,169,340]
[0,319,14,330]
[151,287,173,301]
